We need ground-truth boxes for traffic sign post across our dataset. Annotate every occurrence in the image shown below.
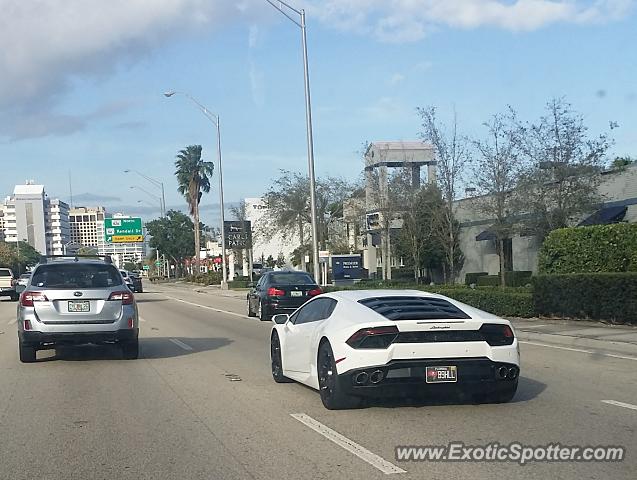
[105,218,144,243]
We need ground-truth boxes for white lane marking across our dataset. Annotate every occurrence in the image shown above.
[290,413,406,475]
[520,341,637,362]
[169,338,193,351]
[601,400,637,411]
[139,316,147,323]
[517,324,547,328]
[162,295,250,320]
[6,318,16,325]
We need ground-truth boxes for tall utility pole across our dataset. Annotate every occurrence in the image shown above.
[164,91,228,289]
[264,0,320,283]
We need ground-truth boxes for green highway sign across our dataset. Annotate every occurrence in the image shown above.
[143,265,150,271]
[105,217,143,243]
[155,261,162,267]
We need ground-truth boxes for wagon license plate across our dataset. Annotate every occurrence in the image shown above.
[425,366,457,383]
[290,291,302,297]
[68,300,90,313]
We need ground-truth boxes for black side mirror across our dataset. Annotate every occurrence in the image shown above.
[272,314,289,325]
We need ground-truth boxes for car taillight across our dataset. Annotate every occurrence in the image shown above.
[267,287,285,297]
[308,288,322,297]
[346,326,399,349]
[20,291,48,307]
[479,323,515,346]
[108,291,134,305]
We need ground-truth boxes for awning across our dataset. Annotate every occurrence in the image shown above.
[578,206,627,226]
[475,229,496,241]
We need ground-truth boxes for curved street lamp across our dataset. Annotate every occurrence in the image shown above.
[264,0,320,283]
[164,91,228,289]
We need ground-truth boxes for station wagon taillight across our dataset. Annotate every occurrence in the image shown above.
[108,291,134,305]
[20,291,49,307]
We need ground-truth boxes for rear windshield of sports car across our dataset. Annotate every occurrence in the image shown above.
[358,296,471,320]
[31,264,123,289]
[269,273,315,285]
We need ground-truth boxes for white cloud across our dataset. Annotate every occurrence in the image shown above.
[309,0,635,42]
[389,73,405,85]
[249,61,266,108]
[0,0,259,139]
[249,25,260,49]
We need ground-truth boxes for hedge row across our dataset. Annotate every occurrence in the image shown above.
[539,223,637,274]
[323,284,534,318]
[429,287,534,318]
[533,272,637,324]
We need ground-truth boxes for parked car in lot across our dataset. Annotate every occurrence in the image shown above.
[17,256,139,363]
[247,271,321,321]
[120,269,143,293]
[269,290,519,409]
[0,268,18,301]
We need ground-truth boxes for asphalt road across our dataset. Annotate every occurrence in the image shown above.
[0,283,635,480]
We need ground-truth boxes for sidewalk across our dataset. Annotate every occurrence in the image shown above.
[511,317,637,358]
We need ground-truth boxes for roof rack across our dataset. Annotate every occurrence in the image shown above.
[39,255,113,264]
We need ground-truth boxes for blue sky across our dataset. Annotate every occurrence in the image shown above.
[0,0,635,227]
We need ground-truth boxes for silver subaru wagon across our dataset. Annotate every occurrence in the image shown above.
[16,256,139,362]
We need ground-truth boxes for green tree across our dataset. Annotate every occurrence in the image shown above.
[175,145,214,274]
[146,210,197,277]
[265,255,276,268]
[0,241,40,274]
[611,156,634,169]
[275,252,286,268]
[77,246,98,256]
[123,262,138,272]
[260,170,353,271]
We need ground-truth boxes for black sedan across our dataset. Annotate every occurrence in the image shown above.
[247,271,322,321]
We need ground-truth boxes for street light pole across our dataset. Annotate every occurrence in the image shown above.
[164,91,228,289]
[216,116,228,289]
[124,170,165,217]
[265,0,321,283]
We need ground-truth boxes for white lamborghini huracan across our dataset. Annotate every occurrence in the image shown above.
[270,290,520,409]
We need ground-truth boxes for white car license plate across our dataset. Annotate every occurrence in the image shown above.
[68,300,90,313]
[290,291,302,297]
[425,366,457,383]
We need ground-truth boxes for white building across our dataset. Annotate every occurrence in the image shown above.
[1,183,70,256]
[69,207,147,267]
[245,197,298,266]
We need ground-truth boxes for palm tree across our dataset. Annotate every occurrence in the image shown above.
[174,145,214,274]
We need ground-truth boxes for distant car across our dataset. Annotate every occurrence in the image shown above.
[270,290,520,410]
[247,271,321,321]
[17,273,31,287]
[17,256,139,363]
[120,270,143,293]
[0,268,18,301]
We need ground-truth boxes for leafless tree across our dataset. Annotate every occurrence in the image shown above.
[418,106,470,282]
[515,98,611,239]
[472,110,525,286]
